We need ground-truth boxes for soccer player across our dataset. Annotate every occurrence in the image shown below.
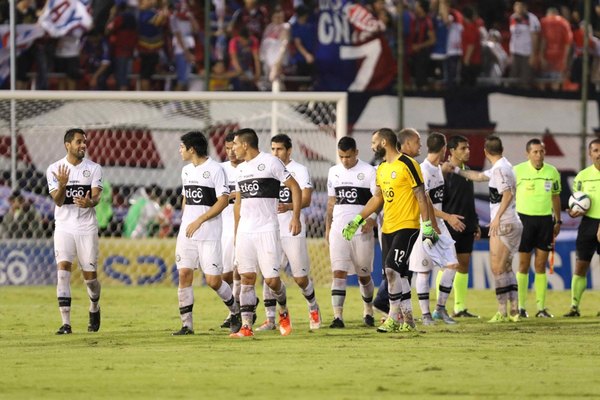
[325,136,377,328]
[47,128,103,335]
[410,132,463,325]
[443,135,481,318]
[343,128,437,333]
[255,134,321,331]
[173,131,241,335]
[563,138,600,317]
[447,135,523,322]
[230,128,302,337]
[220,132,243,329]
[514,138,561,318]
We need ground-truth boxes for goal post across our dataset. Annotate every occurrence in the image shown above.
[0,90,348,286]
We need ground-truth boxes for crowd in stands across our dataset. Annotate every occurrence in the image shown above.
[1,0,600,91]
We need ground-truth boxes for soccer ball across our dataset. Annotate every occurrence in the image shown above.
[568,191,591,214]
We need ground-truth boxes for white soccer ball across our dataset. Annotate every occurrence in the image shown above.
[568,191,591,214]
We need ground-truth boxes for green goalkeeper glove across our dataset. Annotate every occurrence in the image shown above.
[342,215,365,241]
[421,220,439,246]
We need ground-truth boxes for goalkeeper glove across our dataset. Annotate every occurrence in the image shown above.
[342,215,365,241]
[421,220,439,247]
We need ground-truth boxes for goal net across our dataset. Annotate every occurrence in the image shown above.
[0,90,347,287]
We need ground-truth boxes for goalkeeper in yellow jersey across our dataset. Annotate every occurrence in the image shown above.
[342,128,438,333]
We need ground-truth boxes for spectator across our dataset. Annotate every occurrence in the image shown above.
[481,29,509,84]
[461,5,483,86]
[209,59,236,90]
[259,6,290,89]
[0,190,43,239]
[228,0,269,39]
[443,0,463,88]
[105,0,138,90]
[430,0,449,87]
[170,0,199,91]
[82,33,112,90]
[15,0,38,90]
[289,4,316,90]
[228,27,261,91]
[54,34,83,90]
[539,7,572,91]
[509,0,541,88]
[408,0,436,90]
[138,0,169,90]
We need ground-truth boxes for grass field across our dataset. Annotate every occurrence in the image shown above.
[1,285,600,399]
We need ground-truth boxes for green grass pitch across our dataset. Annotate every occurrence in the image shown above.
[1,286,599,399]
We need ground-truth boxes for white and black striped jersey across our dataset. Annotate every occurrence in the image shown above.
[46,157,103,234]
[327,159,376,234]
[220,160,240,235]
[483,157,519,224]
[236,152,292,233]
[421,158,450,234]
[180,158,229,241]
[278,159,312,238]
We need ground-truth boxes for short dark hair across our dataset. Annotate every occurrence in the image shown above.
[427,132,447,153]
[181,131,208,157]
[485,135,503,156]
[525,138,543,152]
[234,128,259,149]
[375,128,397,148]
[447,135,468,150]
[225,132,236,143]
[398,128,419,146]
[589,137,600,150]
[338,136,357,152]
[64,128,85,143]
[271,133,292,149]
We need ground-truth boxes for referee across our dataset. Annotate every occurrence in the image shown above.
[514,138,561,318]
[564,138,600,317]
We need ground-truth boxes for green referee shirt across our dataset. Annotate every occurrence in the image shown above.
[514,161,561,216]
[573,164,600,219]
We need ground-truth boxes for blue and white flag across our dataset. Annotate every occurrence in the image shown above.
[0,24,45,86]
[39,0,92,38]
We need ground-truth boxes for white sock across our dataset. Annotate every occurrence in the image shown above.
[387,269,403,322]
[57,270,71,325]
[400,276,414,323]
[494,272,511,315]
[263,282,277,322]
[270,281,287,313]
[416,272,431,316]
[177,286,194,329]
[359,278,374,316]
[331,277,346,320]
[215,281,238,314]
[233,279,241,304]
[301,279,318,310]
[240,284,256,327]
[84,278,101,313]
[507,270,518,313]
[437,268,456,308]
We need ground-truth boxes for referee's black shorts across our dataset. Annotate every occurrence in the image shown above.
[450,230,476,254]
[518,213,554,253]
[381,228,419,276]
[576,216,600,262]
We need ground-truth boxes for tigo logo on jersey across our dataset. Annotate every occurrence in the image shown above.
[337,188,359,203]
[65,186,86,198]
[383,188,394,202]
[184,187,204,202]
[239,180,261,196]
[279,187,291,203]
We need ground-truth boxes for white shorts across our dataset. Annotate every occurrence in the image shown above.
[221,233,235,274]
[497,221,523,259]
[175,235,222,276]
[409,230,458,273]
[329,231,374,276]
[54,230,99,272]
[235,230,282,279]
[281,236,310,278]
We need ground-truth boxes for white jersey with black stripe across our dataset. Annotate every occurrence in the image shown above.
[278,159,311,238]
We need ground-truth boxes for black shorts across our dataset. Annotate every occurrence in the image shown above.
[518,214,554,253]
[450,230,476,254]
[381,228,419,276]
[54,56,81,80]
[576,216,600,262]
[139,52,159,80]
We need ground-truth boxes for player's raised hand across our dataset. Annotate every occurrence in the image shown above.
[74,190,93,208]
[52,164,70,187]
[289,217,301,236]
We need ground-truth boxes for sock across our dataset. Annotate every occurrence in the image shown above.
[84,278,101,313]
[263,283,276,322]
[233,279,241,305]
[400,276,413,324]
[453,272,468,313]
[270,281,287,313]
[301,279,318,311]
[387,269,403,322]
[516,272,529,310]
[534,272,547,311]
[215,281,238,314]
[359,278,374,316]
[416,272,431,316]
[507,271,518,313]
[571,275,587,308]
[177,286,194,329]
[240,284,256,327]
[437,268,456,307]
[435,269,442,300]
[494,272,510,315]
[331,277,346,320]
[57,270,71,325]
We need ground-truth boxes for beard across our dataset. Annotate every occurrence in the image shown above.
[373,146,386,159]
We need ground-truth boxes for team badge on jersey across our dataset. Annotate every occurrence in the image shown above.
[83,170,90,177]
[391,171,396,179]
[258,163,265,171]
[357,173,364,180]
[203,171,210,179]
